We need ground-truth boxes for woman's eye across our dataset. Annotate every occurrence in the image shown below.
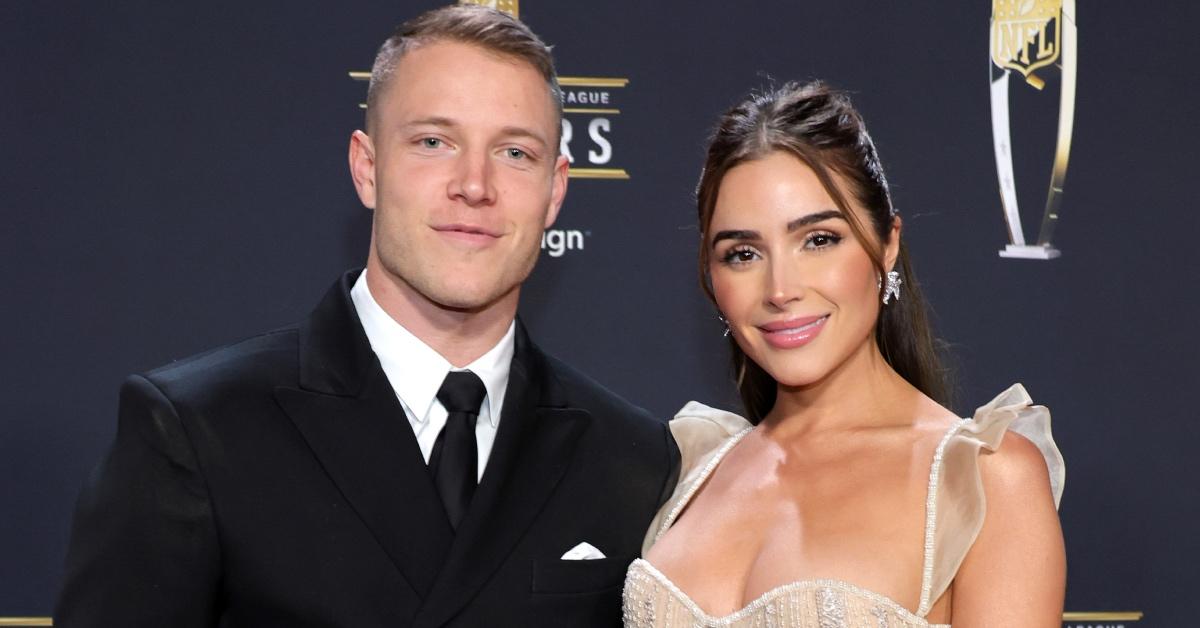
[805,232,842,249]
[721,247,759,265]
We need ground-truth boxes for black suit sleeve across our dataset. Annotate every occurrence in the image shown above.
[655,421,681,509]
[56,375,221,628]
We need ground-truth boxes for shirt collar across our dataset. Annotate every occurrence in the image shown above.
[350,270,512,427]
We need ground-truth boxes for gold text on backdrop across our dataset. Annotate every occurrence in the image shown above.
[347,72,629,181]
[457,0,519,18]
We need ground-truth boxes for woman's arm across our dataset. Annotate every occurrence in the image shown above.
[951,431,1066,627]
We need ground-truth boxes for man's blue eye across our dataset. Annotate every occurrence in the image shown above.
[507,148,527,159]
[422,138,441,148]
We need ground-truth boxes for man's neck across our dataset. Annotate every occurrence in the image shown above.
[363,263,517,368]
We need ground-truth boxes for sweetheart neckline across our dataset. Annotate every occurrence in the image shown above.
[651,418,971,618]
[628,558,948,626]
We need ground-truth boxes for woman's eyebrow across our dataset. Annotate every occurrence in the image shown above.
[711,210,845,247]
[710,229,760,247]
[787,209,845,232]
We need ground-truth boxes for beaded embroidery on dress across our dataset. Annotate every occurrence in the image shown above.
[622,384,1065,628]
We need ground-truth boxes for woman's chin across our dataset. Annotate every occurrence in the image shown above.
[763,367,825,391]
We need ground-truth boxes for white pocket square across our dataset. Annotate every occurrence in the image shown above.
[560,541,606,560]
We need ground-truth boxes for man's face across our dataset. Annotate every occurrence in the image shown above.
[350,40,567,313]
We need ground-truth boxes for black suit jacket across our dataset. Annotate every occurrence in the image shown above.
[56,271,679,627]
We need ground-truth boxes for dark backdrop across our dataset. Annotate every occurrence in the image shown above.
[3,2,1196,625]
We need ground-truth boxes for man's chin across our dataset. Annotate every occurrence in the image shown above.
[431,296,494,314]
[427,285,515,314]
[375,257,527,317]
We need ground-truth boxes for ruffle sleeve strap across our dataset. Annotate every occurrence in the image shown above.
[641,401,753,555]
[918,383,1066,616]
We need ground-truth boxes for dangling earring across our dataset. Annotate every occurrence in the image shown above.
[881,270,902,305]
[717,314,731,337]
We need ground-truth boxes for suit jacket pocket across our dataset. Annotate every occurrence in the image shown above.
[531,556,633,595]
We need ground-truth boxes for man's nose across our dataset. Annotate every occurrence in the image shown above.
[448,150,496,207]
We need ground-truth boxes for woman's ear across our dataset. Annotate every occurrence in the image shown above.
[884,214,902,271]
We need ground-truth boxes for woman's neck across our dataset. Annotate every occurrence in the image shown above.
[763,339,918,438]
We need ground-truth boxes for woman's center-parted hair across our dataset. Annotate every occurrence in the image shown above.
[696,81,948,422]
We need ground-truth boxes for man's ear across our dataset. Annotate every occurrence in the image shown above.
[543,154,570,228]
[884,214,902,271]
[348,130,377,209]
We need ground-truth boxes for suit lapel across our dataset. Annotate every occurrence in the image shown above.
[275,370,452,599]
[413,327,591,628]
[274,271,453,599]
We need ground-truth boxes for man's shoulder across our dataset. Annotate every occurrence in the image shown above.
[139,324,301,402]
[539,351,679,495]
[541,353,659,428]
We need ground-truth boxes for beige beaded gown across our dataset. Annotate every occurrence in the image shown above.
[622,384,1064,628]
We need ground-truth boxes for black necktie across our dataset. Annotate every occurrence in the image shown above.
[430,371,487,530]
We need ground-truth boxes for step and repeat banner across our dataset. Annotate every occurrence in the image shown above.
[3,1,1196,625]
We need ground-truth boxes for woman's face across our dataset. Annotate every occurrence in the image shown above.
[708,151,898,389]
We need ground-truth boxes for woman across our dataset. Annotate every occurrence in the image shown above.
[623,82,1065,627]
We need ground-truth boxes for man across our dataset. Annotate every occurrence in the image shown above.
[56,6,678,627]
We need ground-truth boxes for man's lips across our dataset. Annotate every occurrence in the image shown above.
[756,314,829,349]
[431,223,502,243]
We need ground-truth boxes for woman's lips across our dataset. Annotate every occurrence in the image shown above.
[757,314,829,349]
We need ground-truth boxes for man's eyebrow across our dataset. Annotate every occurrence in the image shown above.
[402,116,457,130]
[498,126,549,147]
[710,230,760,247]
[398,120,549,150]
[787,209,845,231]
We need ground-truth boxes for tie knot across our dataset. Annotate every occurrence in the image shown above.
[437,371,487,415]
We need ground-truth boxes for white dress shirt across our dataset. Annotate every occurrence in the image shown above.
[350,270,514,482]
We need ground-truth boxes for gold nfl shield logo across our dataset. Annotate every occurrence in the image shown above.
[991,0,1061,89]
[457,0,519,18]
